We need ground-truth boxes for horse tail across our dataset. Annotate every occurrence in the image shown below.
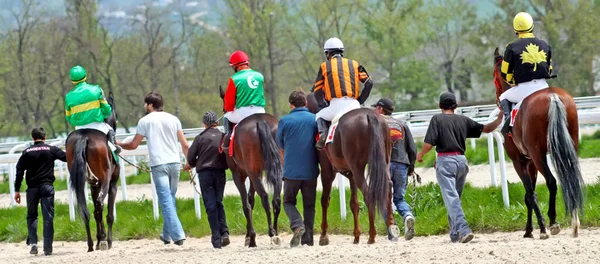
[547,93,585,217]
[70,137,90,220]
[256,119,282,190]
[366,113,390,218]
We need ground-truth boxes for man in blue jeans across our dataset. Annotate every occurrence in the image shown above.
[184,111,230,248]
[276,89,320,247]
[374,98,417,241]
[417,92,502,243]
[118,91,190,246]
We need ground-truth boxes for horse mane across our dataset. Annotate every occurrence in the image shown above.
[105,92,118,131]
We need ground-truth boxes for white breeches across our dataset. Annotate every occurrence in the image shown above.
[75,122,113,135]
[315,97,361,122]
[499,79,549,104]
[224,106,266,123]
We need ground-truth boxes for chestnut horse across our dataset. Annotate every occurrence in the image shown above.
[219,87,283,247]
[66,92,120,251]
[492,47,585,238]
[306,93,398,244]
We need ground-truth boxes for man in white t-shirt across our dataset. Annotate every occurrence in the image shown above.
[117,91,190,246]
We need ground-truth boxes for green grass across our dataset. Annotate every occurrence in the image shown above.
[2,181,600,242]
[415,138,600,168]
[1,170,234,194]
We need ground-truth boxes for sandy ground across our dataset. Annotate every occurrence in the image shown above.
[1,158,599,208]
[2,229,600,263]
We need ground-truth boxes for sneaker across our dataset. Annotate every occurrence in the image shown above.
[404,216,415,241]
[221,233,230,247]
[30,245,38,255]
[459,233,474,243]
[159,235,171,245]
[174,239,185,246]
[290,226,306,248]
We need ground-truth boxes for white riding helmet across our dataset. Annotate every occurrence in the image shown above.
[323,37,344,53]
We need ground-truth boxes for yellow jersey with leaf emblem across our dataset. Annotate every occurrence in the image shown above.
[500,33,552,85]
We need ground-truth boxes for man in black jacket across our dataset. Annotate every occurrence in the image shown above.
[184,111,230,249]
[14,127,67,256]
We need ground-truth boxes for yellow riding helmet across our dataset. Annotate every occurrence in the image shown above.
[513,12,534,33]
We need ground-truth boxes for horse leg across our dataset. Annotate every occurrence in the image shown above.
[251,175,280,245]
[107,177,118,249]
[524,162,548,239]
[271,175,282,238]
[232,174,256,247]
[83,187,94,252]
[319,171,334,246]
[530,152,560,236]
[514,158,535,238]
[248,182,256,211]
[93,180,110,250]
[354,171,377,245]
[348,177,361,244]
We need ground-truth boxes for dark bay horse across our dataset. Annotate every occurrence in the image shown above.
[66,92,120,251]
[306,93,398,244]
[219,87,283,247]
[492,47,585,238]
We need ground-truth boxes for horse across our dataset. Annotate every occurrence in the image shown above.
[219,87,283,247]
[492,47,585,238]
[66,92,120,251]
[306,93,398,244]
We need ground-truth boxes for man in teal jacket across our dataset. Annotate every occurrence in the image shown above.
[65,65,121,153]
[276,89,319,247]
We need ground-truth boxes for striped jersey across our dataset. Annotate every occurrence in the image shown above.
[311,55,370,101]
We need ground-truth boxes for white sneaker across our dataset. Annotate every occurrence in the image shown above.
[404,216,415,240]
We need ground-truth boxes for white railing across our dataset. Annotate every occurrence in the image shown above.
[3,96,600,220]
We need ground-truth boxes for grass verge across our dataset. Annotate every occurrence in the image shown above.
[2,181,600,242]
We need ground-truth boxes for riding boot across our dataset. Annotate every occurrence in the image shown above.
[107,130,121,154]
[222,118,233,150]
[500,99,512,135]
[315,118,329,151]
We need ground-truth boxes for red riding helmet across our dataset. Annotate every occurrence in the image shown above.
[229,50,250,67]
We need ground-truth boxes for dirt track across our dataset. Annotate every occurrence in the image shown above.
[2,228,600,263]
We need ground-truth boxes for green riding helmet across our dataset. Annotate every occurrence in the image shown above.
[70,65,87,84]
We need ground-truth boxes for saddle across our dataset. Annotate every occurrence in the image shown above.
[219,124,237,157]
[324,112,345,145]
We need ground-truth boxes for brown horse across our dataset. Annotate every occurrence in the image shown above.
[306,93,398,244]
[66,92,120,252]
[492,47,585,238]
[219,87,283,247]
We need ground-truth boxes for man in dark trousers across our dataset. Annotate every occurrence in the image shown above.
[417,92,502,243]
[184,111,230,249]
[14,127,67,256]
[373,98,417,241]
[276,89,320,247]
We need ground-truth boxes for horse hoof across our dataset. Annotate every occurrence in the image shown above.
[523,233,534,239]
[244,237,251,247]
[367,238,375,244]
[87,248,94,252]
[540,233,549,240]
[271,236,281,246]
[353,237,360,244]
[99,241,109,250]
[550,224,561,235]
[388,225,400,240]
[319,236,329,246]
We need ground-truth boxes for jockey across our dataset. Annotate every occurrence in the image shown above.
[65,65,121,154]
[312,37,374,150]
[222,50,266,149]
[499,12,552,134]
